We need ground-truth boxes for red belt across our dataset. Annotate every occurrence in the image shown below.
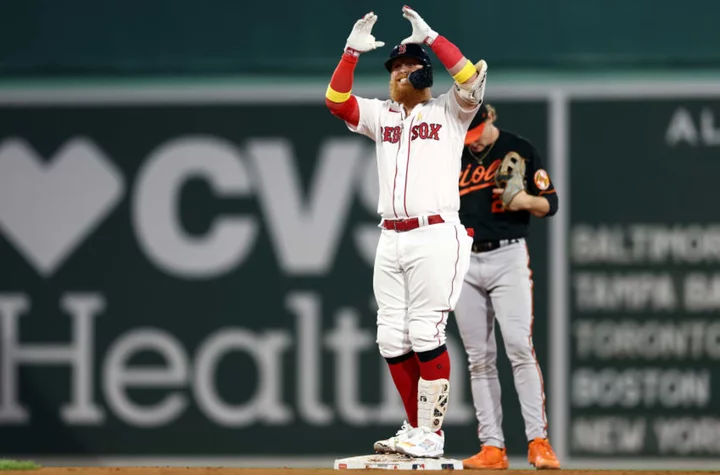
[381,215,445,232]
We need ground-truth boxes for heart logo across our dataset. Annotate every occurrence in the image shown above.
[0,137,125,276]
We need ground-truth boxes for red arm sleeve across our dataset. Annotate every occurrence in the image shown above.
[429,35,465,70]
[325,52,360,127]
[429,35,477,84]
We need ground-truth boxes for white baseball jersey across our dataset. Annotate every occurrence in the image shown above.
[347,88,478,220]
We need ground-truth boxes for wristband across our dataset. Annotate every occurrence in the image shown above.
[344,45,361,57]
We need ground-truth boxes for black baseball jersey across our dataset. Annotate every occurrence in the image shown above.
[458,129,558,241]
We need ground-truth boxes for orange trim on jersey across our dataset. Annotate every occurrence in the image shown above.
[526,243,548,433]
[459,182,494,196]
[459,159,500,190]
[538,189,557,196]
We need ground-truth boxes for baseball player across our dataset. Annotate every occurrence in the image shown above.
[453,104,561,469]
[325,6,487,458]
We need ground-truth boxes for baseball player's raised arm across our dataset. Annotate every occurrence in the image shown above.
[325,52,360,127]
[429,37,477,90]
[399,6,486,111]
[325,12,385,129]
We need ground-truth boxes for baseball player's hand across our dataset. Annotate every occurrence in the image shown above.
[345,12,385,54]
[400,5,438,45]
[493,189,531,211]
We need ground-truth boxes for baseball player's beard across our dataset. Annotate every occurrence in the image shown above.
[390,77,428,105]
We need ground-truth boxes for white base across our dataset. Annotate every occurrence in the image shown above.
[334,453,463,470]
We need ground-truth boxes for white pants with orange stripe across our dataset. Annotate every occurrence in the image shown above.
[453,239,548,448]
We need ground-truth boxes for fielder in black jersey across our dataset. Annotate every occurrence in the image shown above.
[455,104,561,470]
[459,104,558,242]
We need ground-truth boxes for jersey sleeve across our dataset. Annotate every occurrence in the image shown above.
[525,142,559,216]
[346,97,384,142]
[442,86,480,130]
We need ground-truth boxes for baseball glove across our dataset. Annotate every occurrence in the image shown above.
[494,151,527,208]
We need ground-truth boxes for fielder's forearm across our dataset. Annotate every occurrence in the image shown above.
[540,192,559,217]
[429,35,478,84]
[524,195,552,218]
[325,50,360,127]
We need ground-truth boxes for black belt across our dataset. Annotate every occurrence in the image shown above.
[472,238,521,253]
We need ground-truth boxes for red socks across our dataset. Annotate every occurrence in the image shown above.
[418,349,450,381]
[386,352,420,427]
[386,346,451,430]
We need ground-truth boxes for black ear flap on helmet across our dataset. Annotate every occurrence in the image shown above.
[408,65,433,89]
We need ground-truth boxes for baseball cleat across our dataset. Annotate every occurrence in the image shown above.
[395,427,444,458]
[528,438,561,470]
[462,445,509,469]
[373,420,414,454]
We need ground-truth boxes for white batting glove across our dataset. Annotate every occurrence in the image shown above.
[345,12,385,55]
[400,5,438,46]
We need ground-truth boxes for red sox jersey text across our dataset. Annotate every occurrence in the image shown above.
[381,123,442,144]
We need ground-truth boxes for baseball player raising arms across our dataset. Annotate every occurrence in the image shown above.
[325,6,487,458]
[454,104,560,469]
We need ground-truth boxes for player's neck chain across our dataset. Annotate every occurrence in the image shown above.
[468,139,496,165]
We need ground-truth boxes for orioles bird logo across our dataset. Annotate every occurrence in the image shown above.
[534,169,550,190]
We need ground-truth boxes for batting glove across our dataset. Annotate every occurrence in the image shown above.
[345,12,385,56]
[400,5,439,46]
